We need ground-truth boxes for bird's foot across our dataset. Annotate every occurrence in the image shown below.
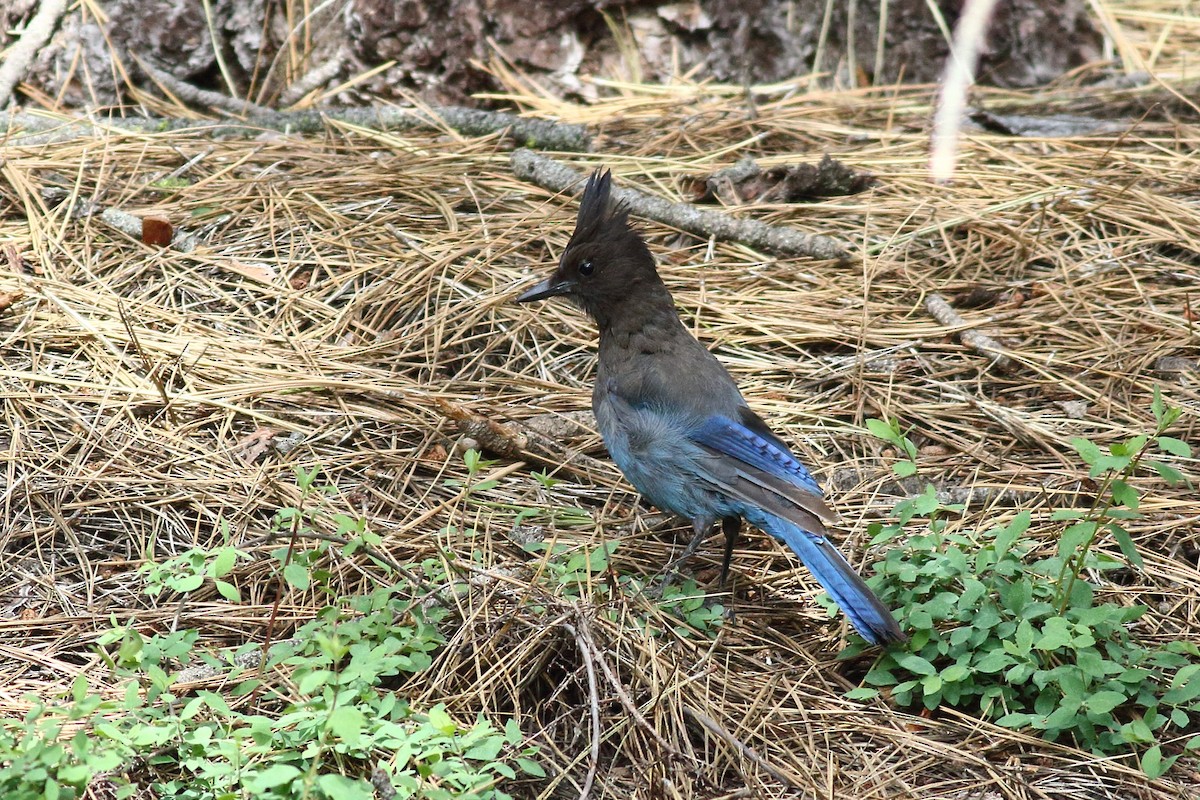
[652,561,687,596]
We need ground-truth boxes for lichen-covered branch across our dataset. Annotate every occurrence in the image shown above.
[2,106,592,151]
[924,292,1014,370]
[511,149,850,261]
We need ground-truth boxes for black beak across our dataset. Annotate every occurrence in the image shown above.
[516,277,574,303]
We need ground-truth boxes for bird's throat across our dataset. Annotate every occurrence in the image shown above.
[597,300,686,357]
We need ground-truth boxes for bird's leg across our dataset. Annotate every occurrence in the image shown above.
[717,516,740,588]
[656,515,717,589]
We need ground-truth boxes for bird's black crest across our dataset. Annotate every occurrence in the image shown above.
[569,169,631,247]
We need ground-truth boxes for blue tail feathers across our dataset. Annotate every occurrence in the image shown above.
[752,512,904,645]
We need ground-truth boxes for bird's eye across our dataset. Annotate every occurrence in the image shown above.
[578,259,595,276]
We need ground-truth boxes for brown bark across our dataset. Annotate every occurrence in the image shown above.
[6,0,1102,110]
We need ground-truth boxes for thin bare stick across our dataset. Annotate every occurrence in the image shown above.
[117,301,175,424]
[574,615,684,760]
[565,621,602,800]
[683,706,798,789]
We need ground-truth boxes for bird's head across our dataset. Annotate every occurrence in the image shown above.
[516,170,665,327]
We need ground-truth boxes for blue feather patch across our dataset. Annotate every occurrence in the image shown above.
[690,415,823,496]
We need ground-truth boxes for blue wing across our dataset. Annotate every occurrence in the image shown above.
[688,412,904,645]
[691,412,824,497]
[685,411,835,536]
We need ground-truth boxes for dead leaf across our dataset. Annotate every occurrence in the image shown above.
[0,290,23,314]
[235,427,281,462]
[422,443,449,464]
[224,260,278,284]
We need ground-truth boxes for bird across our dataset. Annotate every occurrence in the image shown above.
[516,169,904,646]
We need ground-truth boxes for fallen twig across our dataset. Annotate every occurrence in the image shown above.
[2,106,592,151]
[825,467,1071,511]
[140,61,272,116]
[573,614,685,760]
[564,620,602,800]
[682,705,798,789]
[510,149,850,261]
[434,398,613,483]
[967,110,1131,137]
[521,409,596,440]
[0,0,70,109]
[279,47,348,107]
[175,636,288,684]
[369,767,398,800]
[1154,356,1198,375]
[924,292,1013,370]
[99,206,200,253]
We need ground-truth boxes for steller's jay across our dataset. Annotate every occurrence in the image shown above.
[516,170,904,646]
